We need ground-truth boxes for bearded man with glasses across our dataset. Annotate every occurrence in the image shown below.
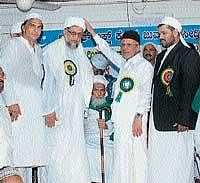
[43,16,93,183]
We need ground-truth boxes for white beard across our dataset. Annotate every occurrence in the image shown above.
[66,41,79,49]
[64,35,79,49]
[90,96,107,108]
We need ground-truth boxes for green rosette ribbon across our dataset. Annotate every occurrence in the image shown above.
[115,77,134,102]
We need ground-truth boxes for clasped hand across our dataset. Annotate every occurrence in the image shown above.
[8,104,21,121]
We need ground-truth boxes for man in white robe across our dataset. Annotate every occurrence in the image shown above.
[0,67,23,183]
[0,13,47,183]
[84,75,114,183]
[85,20,153,183]
[43,16,93,183]
[148,17,200,183]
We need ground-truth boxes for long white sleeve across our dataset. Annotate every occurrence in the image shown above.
[42,50,60,115]
[78,45,93,108]
[0,40,19,106]
[93,34,125,68]
[136,62,153,115]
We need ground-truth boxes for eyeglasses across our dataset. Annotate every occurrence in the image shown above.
[66,28,83,37]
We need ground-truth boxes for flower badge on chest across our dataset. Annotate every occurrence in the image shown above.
[64,60,77,86]
[115,77,134,102]
[161,67,174,96]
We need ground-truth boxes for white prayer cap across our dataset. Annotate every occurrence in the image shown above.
[64,16,85,30]
[159,16,190,48]
[91,53,108,70]
[160,17,182,32]
[93,75,108,86]
[143,42,157,50]
[143,42,161,53]
[10,22,23,34]
[24,13,43,22]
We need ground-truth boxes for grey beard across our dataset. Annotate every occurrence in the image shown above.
[66,41,79,49]
[90,96,106,108]
[64,36,79,49]
[144,54,152,62]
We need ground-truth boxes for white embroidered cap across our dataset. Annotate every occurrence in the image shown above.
[64,16,85,30]
[160,17,182,32]
[159,17,190,48]
[25,13,43,22]
[143,42,161,54]
[93,75,108,86]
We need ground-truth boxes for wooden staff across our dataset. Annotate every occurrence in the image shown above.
[97,106,111,183]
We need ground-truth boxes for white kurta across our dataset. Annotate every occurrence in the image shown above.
[84,108,114,183]
[0,37,47,167]
[93,35,153,183]
[148,110,194,183]
[43,37,93,183]
[0,95,12,168]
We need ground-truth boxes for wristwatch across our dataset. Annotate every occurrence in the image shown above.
[135,113,143,119]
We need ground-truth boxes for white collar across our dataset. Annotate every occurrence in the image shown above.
[126,52,141,63]
[19,36,37,54]
[166,43,177,54]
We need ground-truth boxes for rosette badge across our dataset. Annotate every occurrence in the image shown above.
[161,67,174,96]
[64,60,77,86]
[115,77,134,102]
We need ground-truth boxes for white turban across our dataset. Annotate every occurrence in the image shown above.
[161,17,182,32]
[143,42,157,50]
[64,16,85,30]
[93,75,108,86]
[91,53,108,70]
[10,22,23,34]
[143,42,161,53]
[25,13,43,22]
[160,17,190,48]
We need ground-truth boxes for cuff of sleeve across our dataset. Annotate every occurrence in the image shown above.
[135,110,144,116]
[42,105,59,117]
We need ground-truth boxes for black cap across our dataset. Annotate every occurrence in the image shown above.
[121,30,140,44]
